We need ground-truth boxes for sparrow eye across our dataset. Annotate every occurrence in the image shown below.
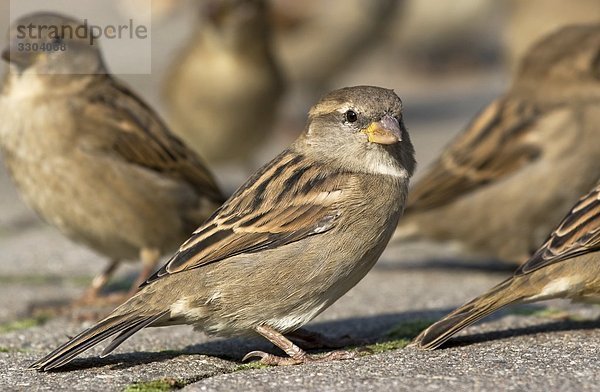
[344,110,358,123]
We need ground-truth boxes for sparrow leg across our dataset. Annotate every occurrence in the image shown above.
[129,248,160,295]
[243,325,358,366]
[287,328,365,349]
[76,259,121,304]
[72,248,159,312]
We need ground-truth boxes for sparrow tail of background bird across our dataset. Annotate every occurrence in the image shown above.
[29,310,168,371]
[412,277,527,350]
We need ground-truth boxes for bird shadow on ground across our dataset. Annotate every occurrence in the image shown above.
[38,306,600,372]
[435,318,600,350]
[376,256,517,274]
[25,271,143,321]
[41,309,443,372]
[0,214,43,235]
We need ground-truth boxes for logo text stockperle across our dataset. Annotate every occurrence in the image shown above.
[16,19,149,45]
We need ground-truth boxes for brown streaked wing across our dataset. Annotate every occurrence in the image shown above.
[79,76,224,203]
[142,151,349,285]
[516,183,600,275]
[406,98,542,211]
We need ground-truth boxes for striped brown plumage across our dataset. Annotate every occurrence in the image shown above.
[145,150,350,283]
[413,182,600,350]
[395,24,600,264]
[29,85,415,369]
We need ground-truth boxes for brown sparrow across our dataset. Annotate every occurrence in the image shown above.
[394,24,600,264]
[31,85,416,370]
[0,13,224,303]
[164,0,285,164]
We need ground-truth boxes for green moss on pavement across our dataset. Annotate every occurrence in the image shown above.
[0,315,48,334]
[508,306,583,320]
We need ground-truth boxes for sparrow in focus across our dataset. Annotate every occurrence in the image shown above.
[413,181,600,349]
[394,24,600,264]
[164,0,285,164]
[0,13,225,303]
[30,85,416,370]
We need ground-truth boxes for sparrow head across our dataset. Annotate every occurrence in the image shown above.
[515,24,600,97]
[203,0,271,51]
[2,12,106,75]
[299,86,416,178]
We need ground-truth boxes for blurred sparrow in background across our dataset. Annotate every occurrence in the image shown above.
[413,181,600,349]
[271,0,401,95]
[31,85,416,370]
[504,0,600,69]
[164,0,284,164]
[0,13,224,304]
[394,24,600,264]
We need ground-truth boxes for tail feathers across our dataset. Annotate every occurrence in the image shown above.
[100,314,165,357]
[30,311,168,371]
[413,277,524,350]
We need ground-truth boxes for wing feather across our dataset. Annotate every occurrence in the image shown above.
[516,183,600,275]
[407,98,542,211]
[78,76,223,203]
[142,151,349,285]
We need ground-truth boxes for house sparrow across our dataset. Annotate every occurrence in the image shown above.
[30,85,416,370]
[394,24,600,263]
[272,0,400,94]
[163,0,285,164]
[0,13,224,303]
[504,0,600,69]
[413,181,600,350]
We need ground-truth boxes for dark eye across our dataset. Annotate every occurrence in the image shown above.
[344,110,358,123]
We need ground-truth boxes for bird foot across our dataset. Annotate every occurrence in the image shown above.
[74,291,129,307]
[242,349,358,366]
[70,292,130,320]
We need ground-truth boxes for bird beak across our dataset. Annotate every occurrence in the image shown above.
[1,44,36,67]
[362,114,402,145]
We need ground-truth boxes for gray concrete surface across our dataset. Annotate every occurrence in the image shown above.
[1,3,598,392]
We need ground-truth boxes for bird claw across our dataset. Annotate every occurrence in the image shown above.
[242,349,358,366]
[242,350,268,362]
[242,350,300,365]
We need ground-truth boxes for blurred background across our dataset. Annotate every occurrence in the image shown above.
[0,0,598,319]
[2,0,598,189]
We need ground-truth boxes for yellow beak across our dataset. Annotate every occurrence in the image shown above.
[362,115,402,145]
